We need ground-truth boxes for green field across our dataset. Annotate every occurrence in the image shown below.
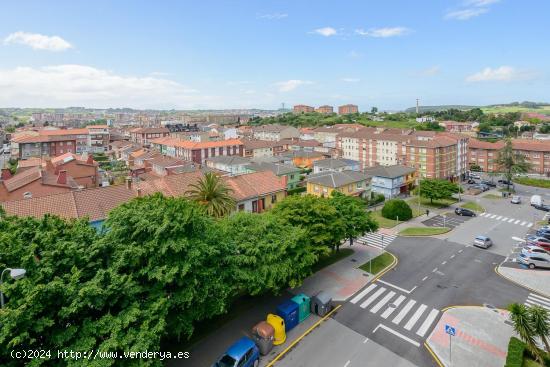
[398,227,451,236]
[407,196,458,209]
[514,177,550,189]
[359,252,394,275]
[460,201,485,212]
[481,105,550,115]
[370,206,424,228]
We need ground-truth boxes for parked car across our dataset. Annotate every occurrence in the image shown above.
[498,179,513,185]
[467,179,476,184]
[473,235,493,249]
[455,207,476,217]
[522,245,550,257]
[480,180,497,188]
[534,203,550,212]
[536,230,550,240]
[213,337,260,367]
[531,195,543,207]
[511,195,521,204]
[471,184,488,192]
[469,172,481,179]
[518,252,550,269]
[526,236,550,250]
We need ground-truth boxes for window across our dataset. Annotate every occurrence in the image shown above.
[290,174,295,179]
[252,200,258,213]
[271,194,277,204]
[356,182,362,189]
[348,184,353,192]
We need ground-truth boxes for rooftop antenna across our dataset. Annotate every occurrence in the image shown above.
[416,98,420,114]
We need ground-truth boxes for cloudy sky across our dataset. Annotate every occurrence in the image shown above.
[0,0,548,110]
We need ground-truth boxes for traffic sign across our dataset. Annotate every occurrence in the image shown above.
[445,324,456,336]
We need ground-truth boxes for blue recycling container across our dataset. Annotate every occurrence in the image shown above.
[276,300,299,331]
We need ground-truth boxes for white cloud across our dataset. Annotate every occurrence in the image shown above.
[355,27,410,38]
[0,64,218,109]
[257,13,288,20]
[420,66,441,76]
[341,77,360,83]
[465,66,534,82]
[465,0,499,6]
[273,79,313,92]
[445,7,488,20]
[3,31,72,51]
[312,27,337,37]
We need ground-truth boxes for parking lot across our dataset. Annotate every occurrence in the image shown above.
[422,213,473,229]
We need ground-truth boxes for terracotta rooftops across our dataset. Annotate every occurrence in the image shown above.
[150,137,243,149]
[469,138,505,150]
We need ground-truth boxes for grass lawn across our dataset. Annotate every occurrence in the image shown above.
[359,252,394,275]
[514,177,550,189]
[311,248,354,273]
[483,193,503,200]
[398,227,450,236]
[407,196,458,209]
[369,207,424,229]
[460,201,485,212]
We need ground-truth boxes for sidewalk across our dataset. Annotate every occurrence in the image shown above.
[497,265,550,297]
[290,241,383,301]
[426,306,515,367]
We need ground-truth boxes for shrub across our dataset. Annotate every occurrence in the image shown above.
[381,199,412,221]
[367,193,385,206]
[504,337,525,367]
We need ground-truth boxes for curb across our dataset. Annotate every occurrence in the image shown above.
[494,265,550,298]
[424,341,444,367]
[265,304,342,367]
[371,251,398,283]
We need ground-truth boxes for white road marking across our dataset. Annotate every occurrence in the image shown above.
[432,268,438,272]
[393,299,417,325]
[416,309,440,337]
[377,279,417,294]
[370,291,396,313]
[344,360,351,367]
[528,293,550,307]
[495,216,503,220]
[404,304,427,331]
[350,284,377,304]
[422,276,428,281]
[527,223,533,228]
[381,295,406,319]
[373,324,420,347]
[525,300,550,311]
[363,338,369,343]
[450,254,455,259]
[489,214,497,219]
[514,220,521,224]
[520,221,527,226]
[501,217,509,221]
[360,287,386,309]
[479,212,486,217]
[458,249,463,253]
[512,236,526,242]
[441,261,447,265]
[508,218,515,223]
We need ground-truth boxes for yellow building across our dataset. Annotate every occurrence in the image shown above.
[306,170,370,198]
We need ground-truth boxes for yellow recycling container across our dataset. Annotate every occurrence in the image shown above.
[266,313,286,345]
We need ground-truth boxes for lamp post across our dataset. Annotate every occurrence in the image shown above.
[1,268,26,308]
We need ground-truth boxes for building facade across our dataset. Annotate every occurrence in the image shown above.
[293,105,315,114]
[338,104,359,115]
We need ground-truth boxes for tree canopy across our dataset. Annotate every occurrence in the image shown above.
[330,191,378,248]
[419,179,459,203]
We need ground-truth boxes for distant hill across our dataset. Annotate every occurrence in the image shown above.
[406,101,550,115]
[404,105,478,113]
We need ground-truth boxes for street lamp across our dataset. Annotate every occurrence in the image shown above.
[1,268,26,308]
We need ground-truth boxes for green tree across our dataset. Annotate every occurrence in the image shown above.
[371,107,378,114]
[529,305,550,356]
[272,195,345,254]
[508,303,542,361]
[495,138,531,191]
[330,191,378,248]
[185,172,236,218]
[419,179,459,204]
[381,199,413,221]
[220,212,316,293]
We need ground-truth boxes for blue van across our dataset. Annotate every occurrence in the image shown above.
[213,337,260,367]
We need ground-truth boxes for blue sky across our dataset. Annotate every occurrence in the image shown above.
[0,0,548,110]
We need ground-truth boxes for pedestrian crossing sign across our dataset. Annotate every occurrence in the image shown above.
[445,324,456,336]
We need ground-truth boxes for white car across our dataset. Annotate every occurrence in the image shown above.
[511,195,521,204]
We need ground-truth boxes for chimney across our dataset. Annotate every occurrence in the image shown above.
[281,174,288,189]
[57,170,67,185]
[125,177,132,190]
[86,154,94,164]
[1,168,12,180]
[136,187,142,197]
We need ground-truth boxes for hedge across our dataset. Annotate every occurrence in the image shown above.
[504,337,525,367]
[514,177,550,189]
[381,199,413,221]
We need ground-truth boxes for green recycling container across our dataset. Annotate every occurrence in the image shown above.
[291,293,311,323]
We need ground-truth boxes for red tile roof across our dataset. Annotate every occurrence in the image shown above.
[469,138,505,150]
[512,139,550,152]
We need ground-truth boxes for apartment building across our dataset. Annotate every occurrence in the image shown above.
[130,127,170,145]
[252,124,300,141]
[338,104,359,115]
[468,138,550,174]
[439,121,478,135]
[150,137,244,165]
[316,105,334,114]
[293,105,315,113]
[87,125,110,153]
[242,139,284,158]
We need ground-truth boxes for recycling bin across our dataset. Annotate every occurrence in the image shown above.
[291,293,311,323]
[266,313,286,345]
[276,300,299,331]
[251,321,274,355]
[311,291,332,317]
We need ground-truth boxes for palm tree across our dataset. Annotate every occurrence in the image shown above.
[495,138,531,191]
[509,303,541,360]
[529,305,550,356]
[185,172,236,218]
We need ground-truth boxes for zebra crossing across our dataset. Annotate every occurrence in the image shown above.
[525,293,550,310]
[478,212,533,227]
[349,283,440,339]
[357,232,398,250]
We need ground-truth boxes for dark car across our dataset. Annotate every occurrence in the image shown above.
[480,180,497,187]
[498,179,513,186]
[534,204,550,212]
[467,179,476,184]
[455,207,476,217]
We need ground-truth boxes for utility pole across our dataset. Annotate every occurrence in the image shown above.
[416,98,420,114]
